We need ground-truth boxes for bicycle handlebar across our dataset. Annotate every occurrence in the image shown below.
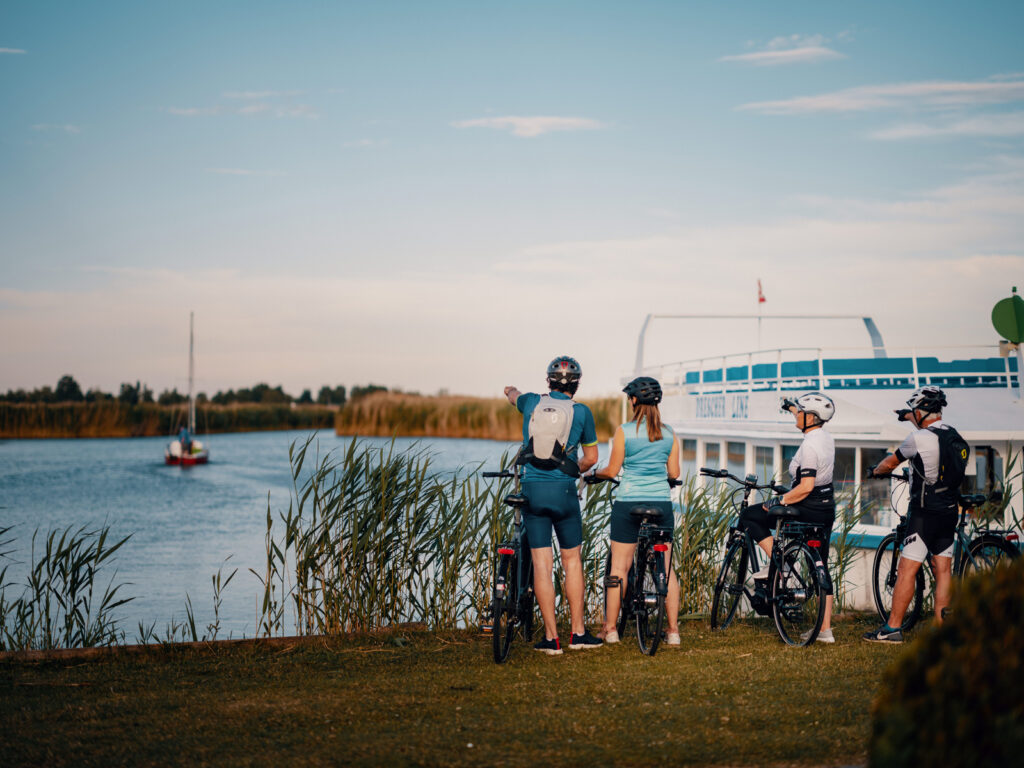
[699,467,784,493]
[584,475,620,486]
[482,471,516,479]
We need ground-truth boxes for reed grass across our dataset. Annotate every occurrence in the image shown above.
[0,524,132,651]
[335,391,620,442]
[0,402,334,439]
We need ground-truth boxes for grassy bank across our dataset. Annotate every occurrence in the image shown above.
[0,616,889,767]
[335,391,622,442]
[0,402,335,439]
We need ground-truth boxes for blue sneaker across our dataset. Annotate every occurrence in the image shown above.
[569,630,603,650]
[533,637,562,655]
[862,625,903,644]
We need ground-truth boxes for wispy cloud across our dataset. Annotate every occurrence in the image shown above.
[0,47,26,54]
[740,74,1024,114]
[165,91,319,119]
[206,167,283,177]
[872,112,1024,140]
[451,115,603,138]
[720,34,845,66]
[31,123,81,134]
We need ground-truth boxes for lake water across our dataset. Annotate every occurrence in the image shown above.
[0,430,541,640]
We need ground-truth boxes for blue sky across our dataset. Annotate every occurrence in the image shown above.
[2,1,1023,397]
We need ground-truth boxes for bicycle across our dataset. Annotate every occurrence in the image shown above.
[871,469,1020,631]
[482,466,537,663]
[588,475,681,656]
[704,467,831,647]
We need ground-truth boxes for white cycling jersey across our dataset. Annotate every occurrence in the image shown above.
[789,427,835,487]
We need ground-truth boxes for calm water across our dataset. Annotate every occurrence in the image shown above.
[0,431,524,639]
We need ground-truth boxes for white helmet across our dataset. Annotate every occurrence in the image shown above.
[906,386,946,414]
[794,392,835,424]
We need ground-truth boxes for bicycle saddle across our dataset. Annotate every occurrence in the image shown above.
[503,493,528,508]
[767,504,800,518]
[628,505,664,522]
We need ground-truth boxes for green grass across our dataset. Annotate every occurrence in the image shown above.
[0,614,896,767]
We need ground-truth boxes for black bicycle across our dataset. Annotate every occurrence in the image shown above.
[589,475,680,656]
[871,469,1020,631]
[705,468,831,647]
[482,467,537,663]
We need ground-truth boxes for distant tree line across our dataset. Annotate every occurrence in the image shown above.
[0,375,390,407]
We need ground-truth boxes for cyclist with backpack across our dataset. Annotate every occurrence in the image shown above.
[591,376,682,646]
[863,386,966,643]
[503,356,603,654]
[739,392,838,642]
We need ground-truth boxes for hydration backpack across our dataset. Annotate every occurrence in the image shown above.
[519,395,580,477]
[929,425,969,492]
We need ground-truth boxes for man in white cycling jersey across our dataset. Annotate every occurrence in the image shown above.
[863,386,960,644]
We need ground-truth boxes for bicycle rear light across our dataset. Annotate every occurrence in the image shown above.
[653,544,669,552]
[1006,533,1019,542]
[498,548,515,555]
[807,540,821,548]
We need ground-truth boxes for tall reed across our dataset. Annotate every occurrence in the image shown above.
[0,524,133,651]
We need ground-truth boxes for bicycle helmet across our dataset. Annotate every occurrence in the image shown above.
[622,376,662,405]
[546,356,582,390]
[906,386,946,414]
[793,392,835,425]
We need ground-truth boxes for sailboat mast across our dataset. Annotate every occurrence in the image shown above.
[188,311,195,433]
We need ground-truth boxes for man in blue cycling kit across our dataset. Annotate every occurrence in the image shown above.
[503,356,602,654]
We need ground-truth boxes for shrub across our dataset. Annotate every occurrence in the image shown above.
[869,554,1024,767]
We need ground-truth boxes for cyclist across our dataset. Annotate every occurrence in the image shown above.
[503,356,602,654]
[591,376,682,646]
[739,392,837,643]
[863,386,958,643]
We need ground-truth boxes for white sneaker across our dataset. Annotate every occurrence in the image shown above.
[665,632,681,646]
[801,628,834,643]
[603,629,619,644]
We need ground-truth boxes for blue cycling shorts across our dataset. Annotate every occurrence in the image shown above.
[521,481,583,550]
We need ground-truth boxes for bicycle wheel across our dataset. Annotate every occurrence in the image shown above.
[492,554,516,663]
[711,539,748,630]
[770,542,824,647]
[871,533,924,631]
[962,535,1020,576]
[635,553,665,656]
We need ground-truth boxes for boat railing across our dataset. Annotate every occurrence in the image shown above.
[630,344,1018,395]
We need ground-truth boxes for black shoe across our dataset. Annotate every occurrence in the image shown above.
[533,637,562,655]
[569,630,603,650]
[862,625,903,644]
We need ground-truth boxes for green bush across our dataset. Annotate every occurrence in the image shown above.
[869,554,1024,767]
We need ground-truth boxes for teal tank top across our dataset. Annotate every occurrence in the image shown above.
[618,419,674,501]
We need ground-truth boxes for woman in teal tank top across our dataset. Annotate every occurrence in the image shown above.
[591,377,681,646]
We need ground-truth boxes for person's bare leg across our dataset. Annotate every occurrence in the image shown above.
[603,541,636,636]
[757,536,773,559]
[664,547,680,634]
[531,547,558,639]
[932,555,953,624]
[887,557,923,628]
[561,545,586,636]
[822,595,833,632]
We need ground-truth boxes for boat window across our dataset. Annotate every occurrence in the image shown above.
[681,439,697,479]
[781,445,799,485]
[754,446,774,481]
[727,442,745,478]
[860,447,891,526]
[704,442,720,469]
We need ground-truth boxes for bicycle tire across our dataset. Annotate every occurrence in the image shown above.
[871,533,924,631]
[770,542,825,647]
[492,554,516,663]
[636,552,665,656]
[711,539,748,631]
[962,535,1020,576]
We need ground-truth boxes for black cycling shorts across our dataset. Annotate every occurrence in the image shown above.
[901,511,957,562]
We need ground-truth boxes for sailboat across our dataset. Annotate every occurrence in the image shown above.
[165,312,209,466]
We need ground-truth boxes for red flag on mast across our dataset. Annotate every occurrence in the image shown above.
[757,279,766,304]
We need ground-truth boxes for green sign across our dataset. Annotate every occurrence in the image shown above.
[992,288,1024,343]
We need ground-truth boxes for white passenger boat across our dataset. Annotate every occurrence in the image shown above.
[630,313,1024,610]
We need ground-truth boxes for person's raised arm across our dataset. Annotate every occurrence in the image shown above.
[503,386,521,407]
[593,427,624,478]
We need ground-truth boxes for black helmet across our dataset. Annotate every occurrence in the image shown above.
[906,386,946,414]
[623,376,662,405]
[546,356,582,389]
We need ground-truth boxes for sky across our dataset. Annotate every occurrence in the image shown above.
[2,0,1023,398]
